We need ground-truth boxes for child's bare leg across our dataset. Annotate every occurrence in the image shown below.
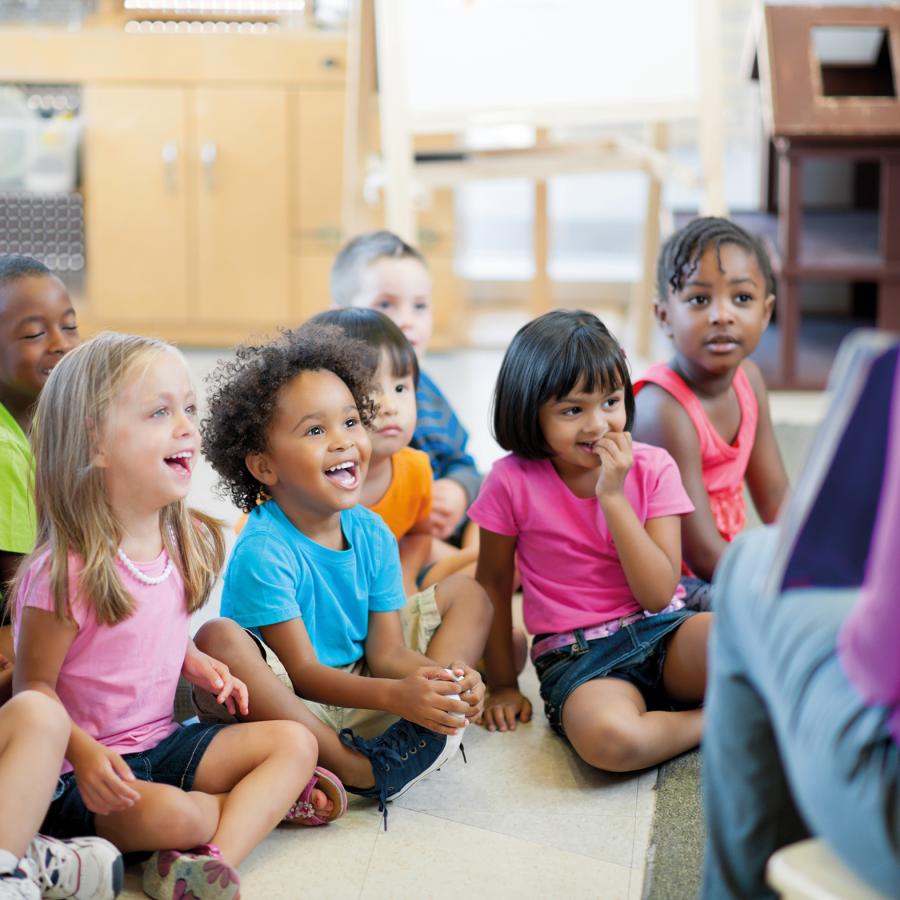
[424,573,493,667]
[662,613,711,703]
[420,549,477,590]
[427,538,462,566]
[0,691,69,857]
[194,620,376,790]
[189,720,313,865]
[96,782,222,854]
[461,521,479,551]
[562,678,703,772]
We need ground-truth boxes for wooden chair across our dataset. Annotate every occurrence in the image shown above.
[767,839,891,899]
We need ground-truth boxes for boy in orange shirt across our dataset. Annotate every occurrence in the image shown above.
[311,309,477,594]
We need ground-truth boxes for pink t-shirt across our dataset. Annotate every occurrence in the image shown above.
[469,443,694,635]
[15,549,189,773]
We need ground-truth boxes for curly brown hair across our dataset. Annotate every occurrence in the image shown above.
[202,324,377,512]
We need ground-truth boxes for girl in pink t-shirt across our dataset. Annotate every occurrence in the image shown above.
[471,310,711,773]
[633,217,789,602]
[12,333,346,900]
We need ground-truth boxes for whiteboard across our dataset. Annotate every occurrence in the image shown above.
[393,0,703,131]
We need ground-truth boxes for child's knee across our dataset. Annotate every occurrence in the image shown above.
[572,716,643,772]
[438,574,493,624]
[108,787,216,849]
[168,797,218,849]
[265,720,318,769]
[194,617,249,661]
[9,690,70,743]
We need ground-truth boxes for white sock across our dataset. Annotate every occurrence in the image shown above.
[0,848,19,875]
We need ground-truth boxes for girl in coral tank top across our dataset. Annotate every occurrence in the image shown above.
[634,218,789,609]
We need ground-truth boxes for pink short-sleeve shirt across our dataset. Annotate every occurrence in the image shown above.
[14,549,189,773]
[469,443,694,635]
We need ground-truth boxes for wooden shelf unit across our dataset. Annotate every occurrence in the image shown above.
[0,24,350,345]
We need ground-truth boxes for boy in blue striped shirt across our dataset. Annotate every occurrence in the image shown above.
[330,231,481,547]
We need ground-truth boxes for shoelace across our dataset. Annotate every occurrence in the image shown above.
[343,722,467,831]
[341,730,392,829]
[30,841,74,894]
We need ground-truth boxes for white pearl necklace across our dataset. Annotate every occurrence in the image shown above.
[116,547,174,586]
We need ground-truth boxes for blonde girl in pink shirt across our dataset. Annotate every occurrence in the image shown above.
[12,333,344,900]
[471,310,711,772]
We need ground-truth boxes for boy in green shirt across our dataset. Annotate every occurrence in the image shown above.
[0,256,80,700]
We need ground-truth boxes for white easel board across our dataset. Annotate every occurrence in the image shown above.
[393,0,703,132]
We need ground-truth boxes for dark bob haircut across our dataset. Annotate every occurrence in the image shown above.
[492,309,634,459]
[308,307,419,387]
[202,324,377,512]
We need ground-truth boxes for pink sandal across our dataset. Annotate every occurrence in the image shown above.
[282,765,348,826]
[142,843,240,900]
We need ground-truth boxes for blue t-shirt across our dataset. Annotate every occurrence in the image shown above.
[221,500,405,667]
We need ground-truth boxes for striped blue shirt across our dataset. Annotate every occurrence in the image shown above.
[411,369,482,503]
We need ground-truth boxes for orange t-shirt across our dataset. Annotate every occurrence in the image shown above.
[370,446,433,541]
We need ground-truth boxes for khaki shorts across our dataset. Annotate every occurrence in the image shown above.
[194,585,441,739]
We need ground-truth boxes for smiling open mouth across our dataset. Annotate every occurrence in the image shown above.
[324,460,360,489]
[165,450,193,474]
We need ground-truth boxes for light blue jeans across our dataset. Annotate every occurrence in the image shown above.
[701,527,900,899]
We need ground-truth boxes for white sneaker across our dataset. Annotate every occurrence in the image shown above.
[25,835,123,900]
[0,858,40,900]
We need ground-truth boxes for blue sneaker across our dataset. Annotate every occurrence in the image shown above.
[340,719,463,828]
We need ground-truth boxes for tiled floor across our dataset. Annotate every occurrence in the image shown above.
[121,660,654,900]
[117,328,824,899]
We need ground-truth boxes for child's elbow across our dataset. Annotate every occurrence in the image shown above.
[639,571,681,613]
[643,591,677,614]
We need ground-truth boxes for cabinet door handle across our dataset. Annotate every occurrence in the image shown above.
[162,141,178,192]
[200,141,217,191]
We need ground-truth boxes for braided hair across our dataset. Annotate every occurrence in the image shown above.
[656,217,775,301]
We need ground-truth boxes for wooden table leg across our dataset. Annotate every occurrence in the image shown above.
[879,154,900,332]
[776,142,802,386]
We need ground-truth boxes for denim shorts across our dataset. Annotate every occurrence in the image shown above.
[680,576,714,612]
[41,722,226,839]
[533,609,697,737]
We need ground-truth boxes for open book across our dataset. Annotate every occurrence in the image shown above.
[765,330,900,594]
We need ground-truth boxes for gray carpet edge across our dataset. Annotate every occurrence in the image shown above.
[644,750,705,900]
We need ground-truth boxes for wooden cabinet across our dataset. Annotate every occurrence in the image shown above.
[83,86,191,323]
[193,87,290,325]
[293,88,345,239]
[1,27,462,345]
[85,84,291,333]
[292,88,345,325]
[0,26,347,343]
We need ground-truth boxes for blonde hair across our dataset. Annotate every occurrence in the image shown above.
[13,332,225,626]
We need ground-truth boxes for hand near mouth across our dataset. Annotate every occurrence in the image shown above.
[593,431,633,499]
